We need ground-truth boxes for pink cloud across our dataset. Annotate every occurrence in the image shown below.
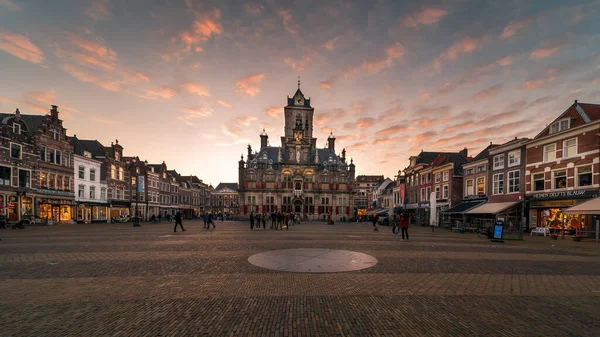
[265,107,280,119]
[471,84,503,101]
[313,108,346,125]
[433,34,489,71]
[25,89,56,104]
[0,30,44,64]
[179,9,222,53]
[384,85,396,94]
[529,36,568,59]
[180,106,214,126]
[146,86,177,99]
[376,125,410,137]
[284,55,311,71]
[319,81,332,90]
[278,9,297,34]
[357,117,377,129]
[217,99,232,108]
[500,20,529,39]
[235,115,258,125]
[324,36,340,51]
[182,82,211,96]
[403,8,448,27]
[496,55,515,66]
[235,73,265,96]
[344,42,404,78]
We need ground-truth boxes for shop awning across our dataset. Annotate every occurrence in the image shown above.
[365,208,388,216]
[442,200,485,214]
[563,197,600,215]
[466,201,521,214]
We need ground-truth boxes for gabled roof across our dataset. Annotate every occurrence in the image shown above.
[469,143,500,163]
[180,175,203,184]
[0,112,47,133]
[535,101,600,139]
[286,87,312,108]
[215,183,238,192]
[67,138,106,158]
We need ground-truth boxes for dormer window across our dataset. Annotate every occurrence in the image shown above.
[550,119,570,134]
[115,152,120,161]
[13,123,21,134]
[83,151,92,158]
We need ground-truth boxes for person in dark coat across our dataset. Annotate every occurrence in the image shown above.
[371,215,378,232]
[174,211,185,232]
[262,213,267,229]
[250,211,255,230]
[400,214,410,241]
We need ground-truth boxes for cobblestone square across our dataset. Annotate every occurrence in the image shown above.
[1,221,599,337]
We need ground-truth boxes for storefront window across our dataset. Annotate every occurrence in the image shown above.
[554,170,566,189]
[99,206,107,220]
[92,206,99,220]
[577,166,592,187]
[477,177,485,194]
[40,204,52,220]
[63,177,70,191]
[21,197,33,215]
[60,205,72,221]
[543,208,586,231]
[77,206,85,221]
[49,173,56,189]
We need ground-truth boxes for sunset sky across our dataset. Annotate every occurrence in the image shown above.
[1,0,599,185]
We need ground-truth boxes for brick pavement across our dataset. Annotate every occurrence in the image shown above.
[1,220,599,337]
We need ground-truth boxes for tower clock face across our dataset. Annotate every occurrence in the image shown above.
[296,97,303,105]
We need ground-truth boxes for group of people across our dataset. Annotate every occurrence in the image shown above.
[371,213,410,241]
[202,213,217,229]
[249,211,299,230]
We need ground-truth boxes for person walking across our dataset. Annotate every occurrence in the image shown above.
[400,214,410,241]
[371,215,378,232]
[207,213,214,229]
[250,211,255,230]
[270,212,276,229]
[391,213,399,237]
[203,213,208,228]
[262,213,267,229]
[173,211,185,232]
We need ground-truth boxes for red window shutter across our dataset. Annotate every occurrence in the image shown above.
[275,182,278,189]
[336,184,339,190]
[346,207,350,215]
[262,182,266,189]
[244,182,248,188]
[262,205,266,213]
[275,205,278,212]
[330,184,333,190]
[243,205,248,214]
[255,205,259,212]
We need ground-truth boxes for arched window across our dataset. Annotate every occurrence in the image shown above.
[295,182,302,190]
[295,114,302,128]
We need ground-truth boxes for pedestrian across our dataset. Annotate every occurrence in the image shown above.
[158,213,162,223]
[250,211,255,230]
[207,213,214,229]
[173,211,185,232]
[203,213,208,228]
[290,212,295,226]
[391,213,399,237]
[262,213,267,229]
[210,213,216,229]
[270,212,276,229]
[371,215,378,232]
[0,211,6,229]
[400,214,410,241]
[151,214,156,223]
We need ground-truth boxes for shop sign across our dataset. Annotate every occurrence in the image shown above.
[529,189,598,201]
[39,188,75,197]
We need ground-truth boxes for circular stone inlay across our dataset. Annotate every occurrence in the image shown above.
[248,248,378,273]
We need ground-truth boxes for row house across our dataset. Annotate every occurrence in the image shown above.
[354,175,384,215]
[525,101,600,234]
[404,150,468,226]
[392,175,406,212]
[74,139,130,221]
[69,136,109,223]
[448,139,528,233]
[180,175,210,215]
[0,106,75,224]
[445,144,497,224]
[212,183,239,216]
[445,100,599,237]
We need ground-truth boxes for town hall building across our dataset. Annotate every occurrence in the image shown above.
[238,83,356,221]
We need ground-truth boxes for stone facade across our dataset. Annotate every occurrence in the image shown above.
[238,85,355,221]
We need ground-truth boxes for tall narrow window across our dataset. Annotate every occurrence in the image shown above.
[493,173,504,195]
[18,170,30,188]
[493,154,504,170]
[563,138,577,158]
[78,185,85,198]
[63,177,70,191]
[49,149,56,164]
[10,143,21,159]
[443,171,449,182]
[13,123,21,134]
[40,146,46,162]
[90,186,96,199]
[56,150,62,165]
[477,177,485,194]
[443,185,449,199]
[40,172,48,188]
[0,166,11,186]
[90,169,96,181]
[78,166,85,179]
[577,166,592,187]
[466,180,474,196]
[533,173,545,191]
[543,144,556,162]
[508,150,520,167]
[508,170,520,193]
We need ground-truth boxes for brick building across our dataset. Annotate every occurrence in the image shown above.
[212,183,239,216]
[354,175,384,215]
[525,101,600,235]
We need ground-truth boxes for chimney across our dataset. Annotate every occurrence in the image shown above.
[260,129,268,149]
[574,99,578,104]
[459,147,468,158]
[50,105,59,120]
[328,132,335,153]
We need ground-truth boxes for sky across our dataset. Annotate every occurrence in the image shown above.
[1,0,599,185]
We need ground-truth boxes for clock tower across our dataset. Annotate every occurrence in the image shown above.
[282,79,315,163]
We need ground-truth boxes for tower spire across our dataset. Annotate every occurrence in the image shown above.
[298,76,300,89]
